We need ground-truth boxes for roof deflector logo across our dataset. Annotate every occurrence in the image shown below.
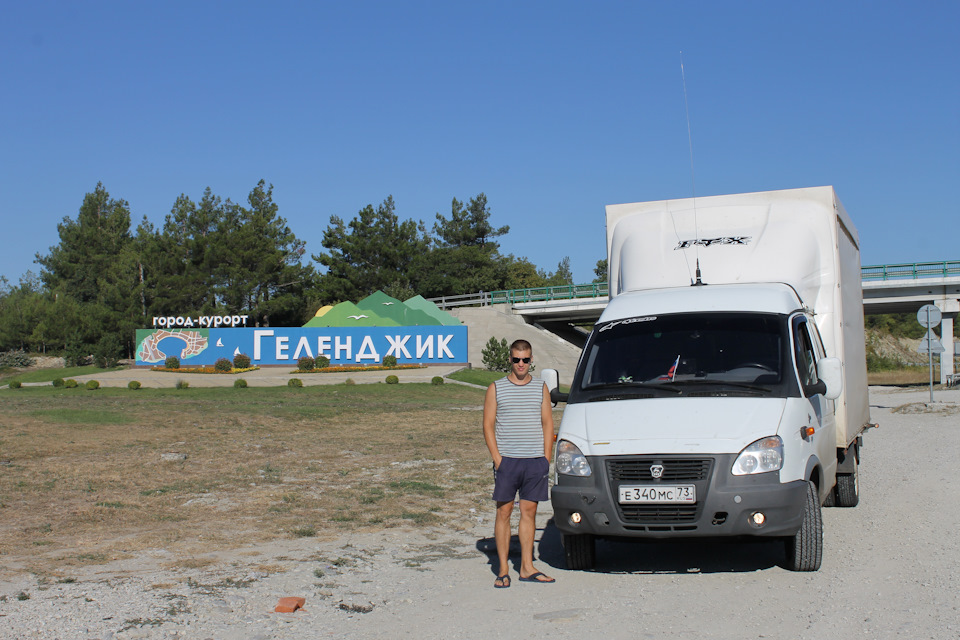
[675,236,752,250]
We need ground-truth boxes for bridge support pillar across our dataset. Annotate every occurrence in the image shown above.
[939,299,958,385]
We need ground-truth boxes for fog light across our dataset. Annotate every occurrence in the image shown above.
[750,511,766,527]
[569,512,582,526]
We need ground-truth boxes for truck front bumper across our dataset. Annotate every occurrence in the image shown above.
[551,454,808,539]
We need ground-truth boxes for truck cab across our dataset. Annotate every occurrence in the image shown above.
[548,284,842,571]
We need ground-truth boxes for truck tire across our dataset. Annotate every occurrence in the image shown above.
[835,464,859,507]
[784,480,822,572]
[562,533,596,570]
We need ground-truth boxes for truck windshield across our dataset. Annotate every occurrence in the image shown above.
[575,312,788,396]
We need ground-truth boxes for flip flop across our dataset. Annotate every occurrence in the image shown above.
[494,575,511,588]
[518,572,555,583]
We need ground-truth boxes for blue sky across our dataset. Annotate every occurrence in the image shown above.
[2,1,957,287]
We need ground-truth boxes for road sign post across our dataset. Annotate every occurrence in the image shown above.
[917,304,942,402]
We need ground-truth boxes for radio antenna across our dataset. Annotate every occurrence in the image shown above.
[680,52,704,286]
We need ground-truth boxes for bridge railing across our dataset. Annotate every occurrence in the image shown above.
[491,282,609,305]
[861,260,960,281]
[428,260,958,308]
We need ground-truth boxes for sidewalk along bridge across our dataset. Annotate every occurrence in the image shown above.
[428,260,960,383]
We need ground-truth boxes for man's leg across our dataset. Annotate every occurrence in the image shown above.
[517,499,537,576]
[518,500,554,582]
[494,500,514,578]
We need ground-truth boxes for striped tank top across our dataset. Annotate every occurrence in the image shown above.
[494,376,546,458]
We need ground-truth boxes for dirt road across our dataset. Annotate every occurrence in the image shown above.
[1,385,957,639]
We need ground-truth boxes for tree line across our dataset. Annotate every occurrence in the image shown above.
[0,182,600,360]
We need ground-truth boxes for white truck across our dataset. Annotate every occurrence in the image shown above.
[545,186,873,571]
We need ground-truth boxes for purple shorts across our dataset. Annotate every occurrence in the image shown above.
[492,456,550,503]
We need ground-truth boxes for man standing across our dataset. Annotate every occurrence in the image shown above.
[483,339,556,587]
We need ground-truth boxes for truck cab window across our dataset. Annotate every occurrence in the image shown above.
[793,320,819,388]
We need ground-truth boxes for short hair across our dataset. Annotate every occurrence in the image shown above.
[510,339,532,355]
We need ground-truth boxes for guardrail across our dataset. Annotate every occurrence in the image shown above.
[861,260,960,281]
[428,260,959,309]
[491,282,609,304]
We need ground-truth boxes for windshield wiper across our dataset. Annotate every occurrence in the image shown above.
[669,380,773,393]
[582,382,682,395]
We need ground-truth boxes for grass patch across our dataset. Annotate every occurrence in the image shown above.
[28,409,133,425]
[447,369,504,387]
[2,365,126,386]
[0,383,495,575]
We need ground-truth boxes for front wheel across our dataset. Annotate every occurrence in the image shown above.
[784,480,822,572]
[562,533,596,570]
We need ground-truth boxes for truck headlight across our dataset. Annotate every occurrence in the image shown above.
[732,436,783,476]
[556,440,592,476]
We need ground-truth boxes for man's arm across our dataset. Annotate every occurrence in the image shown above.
[483,382,502,469]
[541,383,555,460]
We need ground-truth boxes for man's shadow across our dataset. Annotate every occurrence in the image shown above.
[478,517,785,574]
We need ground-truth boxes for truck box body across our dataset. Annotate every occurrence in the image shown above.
[549,186,871,572]
[605,186,869,448]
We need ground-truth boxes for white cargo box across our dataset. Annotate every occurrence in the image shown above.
[606,186,870,447]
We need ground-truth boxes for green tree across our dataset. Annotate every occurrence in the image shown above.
[544,256,573,287]
[413,194,510,297]
[35,183,139,353]
[593,258,608,283]
[501,255,547,290]
[313,196,428,303]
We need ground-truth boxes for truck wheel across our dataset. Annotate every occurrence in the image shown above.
[562,533,596,570]
[835,463,859,507]
[784,480,822,572]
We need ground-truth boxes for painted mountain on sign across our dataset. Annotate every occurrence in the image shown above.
[302,292,460,328]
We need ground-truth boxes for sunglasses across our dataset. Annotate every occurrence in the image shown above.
[511,357,532,364]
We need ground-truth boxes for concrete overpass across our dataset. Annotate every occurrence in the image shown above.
[458,261,960,384]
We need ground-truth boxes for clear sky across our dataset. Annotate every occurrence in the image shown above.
[2,1,957,287]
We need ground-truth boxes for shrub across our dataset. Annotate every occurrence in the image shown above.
[175,379,189,390]
[316,356,330,369]
[382,355,398,367]
[0,349,34,368]
[63,341,89,367]
[64,379,78,388]
[344,378,355,386]
[431,376,444,385]
[127,380,141,390]
[8,380,22,389]
[234,378,248,388]
[297,356,315,371]
[233,353,251,369]
[92,335,122,369]
[52,378,65,388]
[481,337,511,372]
[85,380,100,390]
[288,378,304,388]
[164,356,180,369]
[385,375,399,384]
[214,357,232,372]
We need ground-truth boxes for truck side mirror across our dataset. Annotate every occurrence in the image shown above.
[815,357,843,400]
[542,368,569,406]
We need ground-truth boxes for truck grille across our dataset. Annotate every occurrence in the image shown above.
[620,504,699,522]
[606,458,711,482]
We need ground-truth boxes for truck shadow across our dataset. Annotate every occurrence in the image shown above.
[533,518,785,574]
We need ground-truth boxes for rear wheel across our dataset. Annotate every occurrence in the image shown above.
[784,480,822,572]
[562,533,596,570]
[835,462,860,507]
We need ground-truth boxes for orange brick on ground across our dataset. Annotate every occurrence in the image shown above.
[275,597,306,613]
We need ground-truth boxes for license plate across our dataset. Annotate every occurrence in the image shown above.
[618,485,696,504]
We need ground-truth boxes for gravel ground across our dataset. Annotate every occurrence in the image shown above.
[1,385,958,639]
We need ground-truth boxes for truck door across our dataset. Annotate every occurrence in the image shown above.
[792,315,838,497]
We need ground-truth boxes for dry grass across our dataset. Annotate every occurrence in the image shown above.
[867,368,942,386]
[0,384,524,576]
